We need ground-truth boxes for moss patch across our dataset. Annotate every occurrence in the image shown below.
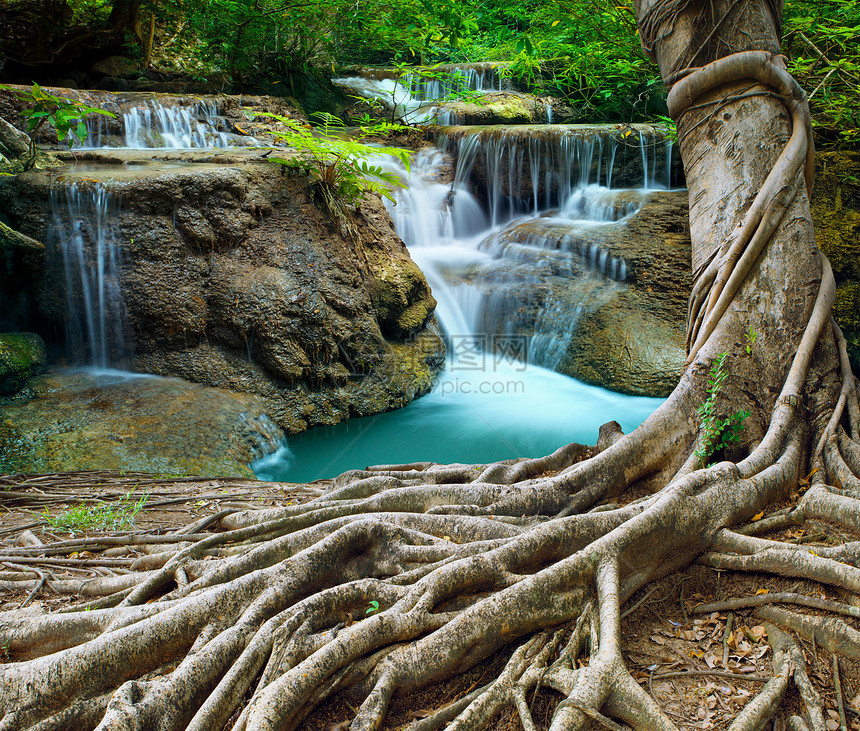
[0,332,47,395]
[486,97,532,122]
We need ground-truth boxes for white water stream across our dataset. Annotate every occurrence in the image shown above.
[79,100,258,149]
[49,183,128,369]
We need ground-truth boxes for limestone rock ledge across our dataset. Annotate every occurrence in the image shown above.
[0,371,284,478]
[0,154,444,435]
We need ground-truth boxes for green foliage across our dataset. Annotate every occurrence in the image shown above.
[694,353,751,468]
[451,0,661,121]
[744,328,757,355]
[655,116,677,143]
[41,492,148,536]
[259,112,411,211]
[783,0,860,148]
[1,83,115,149]
[365,600,380,614]
[50,0,855,138]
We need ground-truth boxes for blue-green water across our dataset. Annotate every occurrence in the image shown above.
[253,360,663,483]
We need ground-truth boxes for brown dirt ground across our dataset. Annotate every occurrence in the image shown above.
[1,471,859,731]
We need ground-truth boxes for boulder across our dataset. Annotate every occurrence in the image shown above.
[0,116,30,159]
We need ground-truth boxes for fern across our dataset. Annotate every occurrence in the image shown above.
[257,112,411,208]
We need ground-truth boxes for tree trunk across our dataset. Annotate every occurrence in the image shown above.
[1,3,858,731]
[108,0,141,35]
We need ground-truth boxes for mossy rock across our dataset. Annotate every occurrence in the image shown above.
[437,92,542,125]
[0,371,284,477]
[485,96,533,122]
[0,332,47,395]
[365,252,436,339]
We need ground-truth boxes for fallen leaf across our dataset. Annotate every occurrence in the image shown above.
[751,511,764,521]
[755,588,769,595]
[407,709,433,720]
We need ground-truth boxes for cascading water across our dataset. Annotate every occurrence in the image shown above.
[333,63,514,126]
[408,62,513,100]
[254,126,673,482]
[80,100,258,149]
[332,76,439,125]
[49,183,128,369]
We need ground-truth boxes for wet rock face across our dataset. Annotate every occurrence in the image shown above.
[0,156,443,434]
[559,191,691,397]
[0,371,284,477]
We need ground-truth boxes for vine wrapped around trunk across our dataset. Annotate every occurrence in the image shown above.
[2,1,860,730]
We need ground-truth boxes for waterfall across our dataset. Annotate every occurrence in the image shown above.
[440,126,674,225]
[334,63,514,125]
[407,62,512,100]
[380,126,674,370]
[49,183,128,368]
[80,100,258,149]
[255,125,671,480]
[332,76,439,124]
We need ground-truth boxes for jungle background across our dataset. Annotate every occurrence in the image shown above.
[0,0,857,144]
